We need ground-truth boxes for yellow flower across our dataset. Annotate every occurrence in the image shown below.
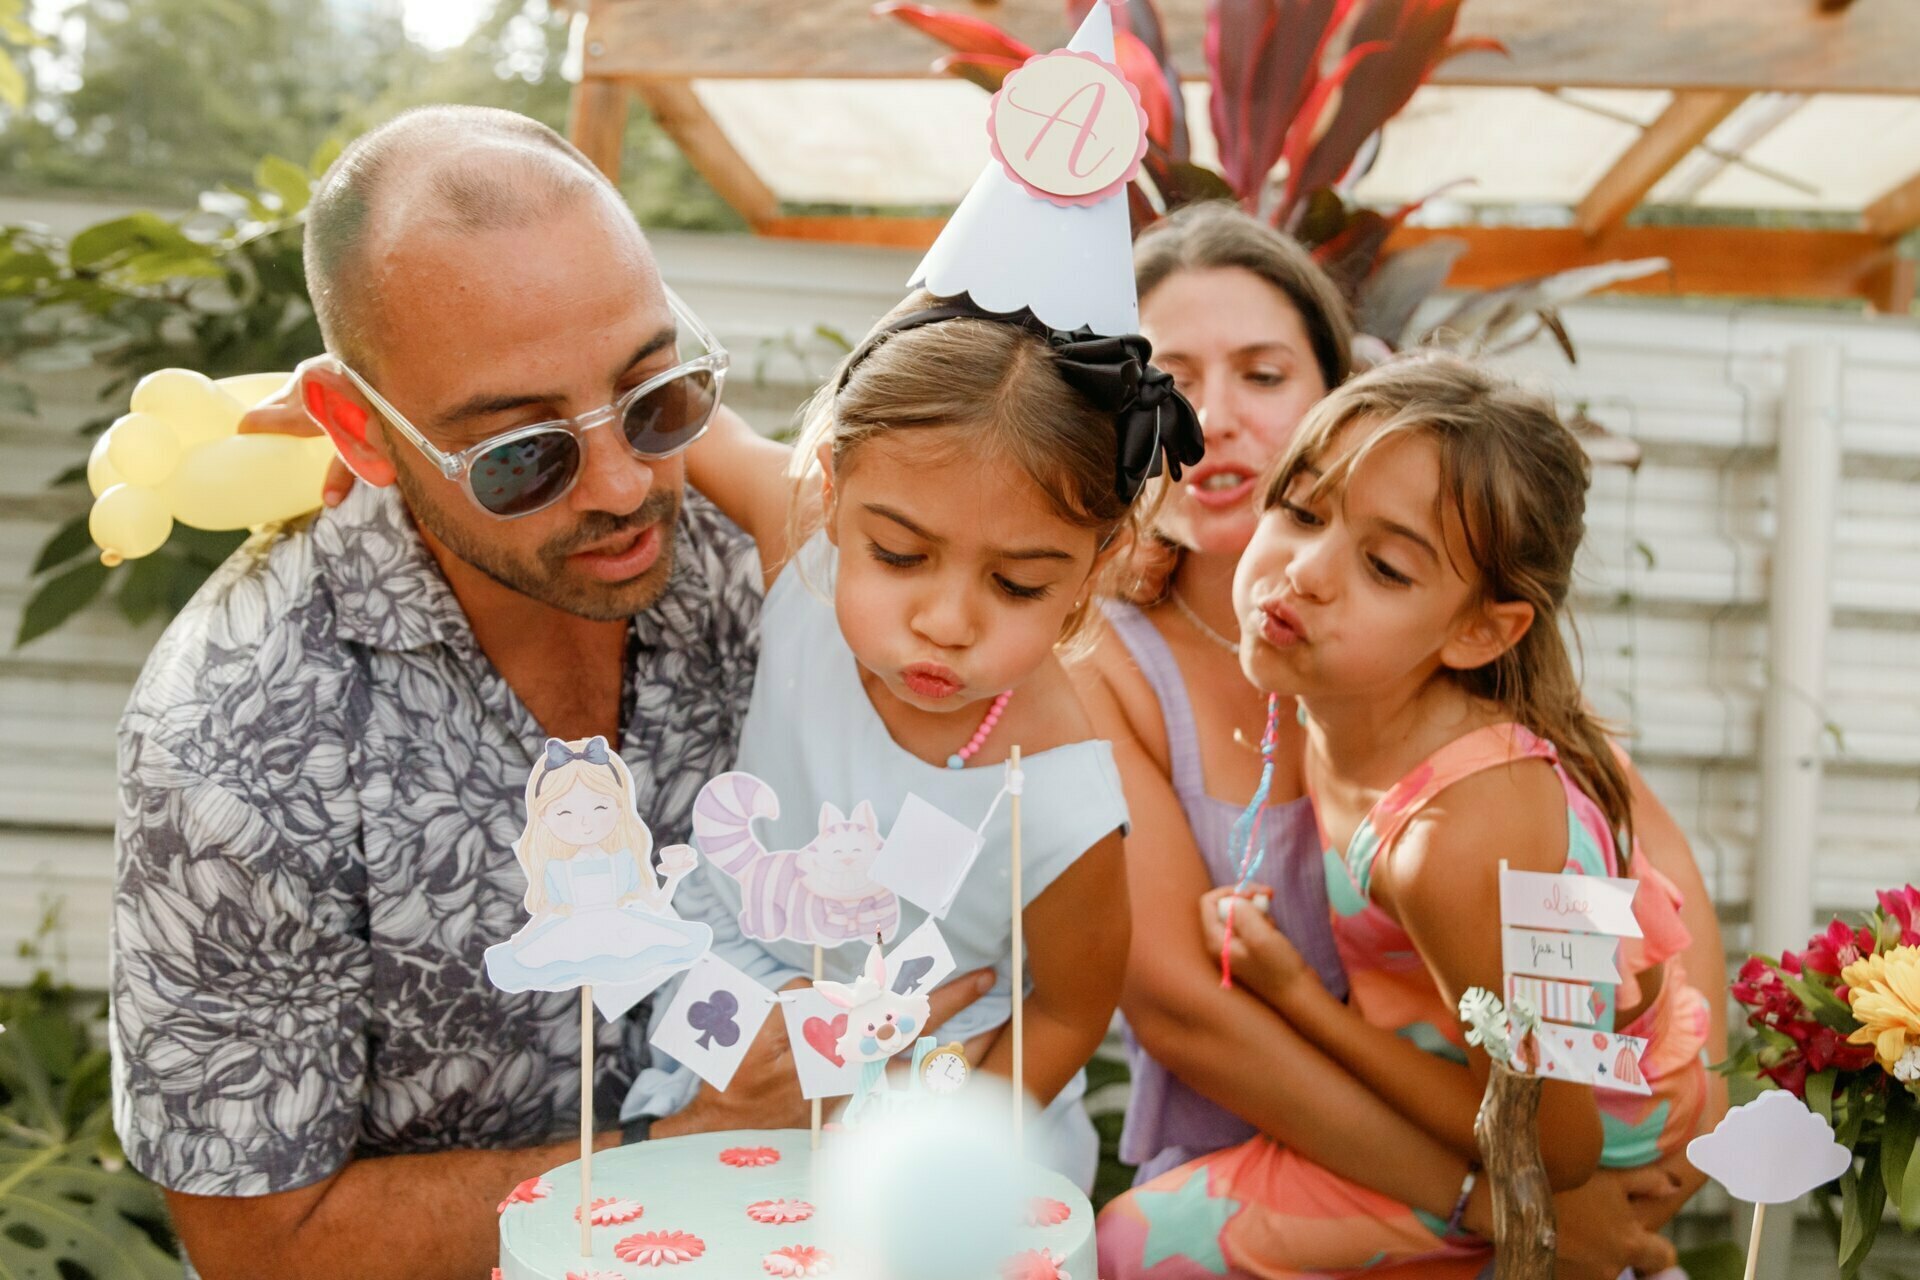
[1842,945,1920,1071]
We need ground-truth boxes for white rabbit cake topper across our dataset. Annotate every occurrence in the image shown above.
[484,736,712,996]
[813,941,933,1124]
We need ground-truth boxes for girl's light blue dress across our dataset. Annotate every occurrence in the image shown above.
[627,538,1130,1188]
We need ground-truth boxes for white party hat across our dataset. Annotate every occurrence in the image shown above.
[910,1,1145,336]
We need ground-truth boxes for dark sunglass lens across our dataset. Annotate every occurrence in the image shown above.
[623,368,718,457]
[470,432,579,516]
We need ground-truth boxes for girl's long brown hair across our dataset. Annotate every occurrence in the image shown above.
[1260,351,1636,856]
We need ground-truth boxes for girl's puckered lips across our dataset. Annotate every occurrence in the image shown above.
[901,662,962,700]
[1254,598,1308,648]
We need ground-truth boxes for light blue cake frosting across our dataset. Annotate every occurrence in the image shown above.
[498,1129,1095,1279]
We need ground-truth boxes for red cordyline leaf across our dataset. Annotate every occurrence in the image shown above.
[1288,0,1475,213]
[1114,31,1176,151]
[933,51,1027,92]
[1069,0,1190,160]
[1279,39,1388,218]
[872,2,1036,61]
[1205,0,1344,201]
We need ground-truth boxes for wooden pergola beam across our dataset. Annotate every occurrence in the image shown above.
[627,80,780,229]
[1863,169,1920,239]
[1388,225,1911,313]
[569,80,628,183]
[745,218,1909,310]
[1574,92,1746,237]
[576,0,1920,94]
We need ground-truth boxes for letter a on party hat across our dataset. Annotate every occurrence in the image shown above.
[912,0,1147,337]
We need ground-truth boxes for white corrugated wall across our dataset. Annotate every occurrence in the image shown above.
[7,224,1919,1003]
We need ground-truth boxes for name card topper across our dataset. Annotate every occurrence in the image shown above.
[1501,926,1623,985]
[1499,866,1642,938]
[1507,975,1599,1026]
[986,48,1148,208]
[1497,860,1649,1094]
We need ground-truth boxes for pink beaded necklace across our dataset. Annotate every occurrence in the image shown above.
[947,689,1013,770]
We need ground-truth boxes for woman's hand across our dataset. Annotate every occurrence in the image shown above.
[1198,886,1317,1007]
[1551,1165,1682,1278]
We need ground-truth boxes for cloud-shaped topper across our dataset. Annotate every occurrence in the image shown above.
[1686,1090,1853,1204]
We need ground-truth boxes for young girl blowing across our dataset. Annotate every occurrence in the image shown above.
[1098,353,1710,1278]
[622,288,1204,1185]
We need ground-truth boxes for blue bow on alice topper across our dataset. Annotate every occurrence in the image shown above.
[536,736,614,790]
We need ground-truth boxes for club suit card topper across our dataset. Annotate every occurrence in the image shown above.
[485,736,712,994]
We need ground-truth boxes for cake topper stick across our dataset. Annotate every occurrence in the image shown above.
[1010,744,1025,1153]
[579,986,593,1257]
[811,943,825,1151]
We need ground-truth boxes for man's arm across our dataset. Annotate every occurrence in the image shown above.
[166,1136,612,1280]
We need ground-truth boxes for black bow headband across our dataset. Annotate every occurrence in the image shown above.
[836,296,1205,503]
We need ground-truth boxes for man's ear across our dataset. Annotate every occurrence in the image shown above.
[1440,597,1534,674]
[816,441,839,547]
[301,364,399,488]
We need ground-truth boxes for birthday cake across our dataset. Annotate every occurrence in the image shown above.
[495,1129,1095,1279]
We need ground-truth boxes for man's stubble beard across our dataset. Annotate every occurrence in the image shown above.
[391,460,682,621]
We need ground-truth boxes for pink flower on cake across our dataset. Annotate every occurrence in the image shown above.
[491,1271,502,1280]
[1002,1248,1070,1280]
[566,1272,629,1280]
[763,1245,834,1277]
[1026,1198,1071,1227]
[575,1197,645,1226]
[615,1230,707,1266]
[721,1146,781,1168]
[496,1177,550,1212]
[747,1199,815,1224]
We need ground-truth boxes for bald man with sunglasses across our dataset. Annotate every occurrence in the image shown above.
[110,106,988,1280]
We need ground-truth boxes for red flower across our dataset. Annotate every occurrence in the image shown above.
[1878,885,1920,945]
[1801,919,1875,977]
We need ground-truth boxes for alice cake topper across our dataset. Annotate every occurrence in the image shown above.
[484,736,712,997]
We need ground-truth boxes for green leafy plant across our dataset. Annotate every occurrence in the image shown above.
[5,146,332,647]
[877,0,1667,354]
[0,897,176,1280]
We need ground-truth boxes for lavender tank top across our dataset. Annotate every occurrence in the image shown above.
[1103,601,1349,1183]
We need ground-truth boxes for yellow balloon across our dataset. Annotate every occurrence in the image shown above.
[129,369,243,449]
[214,372,295,411]
[90,483,174,561]
[86,431,124,498]
[166,434,337,530]
[105,413,183,487]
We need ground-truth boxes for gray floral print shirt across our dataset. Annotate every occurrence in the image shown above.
[110,483,760,1197]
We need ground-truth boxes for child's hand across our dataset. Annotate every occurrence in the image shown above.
[1198,887,1318,1005]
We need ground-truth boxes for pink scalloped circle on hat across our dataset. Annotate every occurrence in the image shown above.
[721,1146,782,1168]
[575,1196,645,1227]
[747,1198,815,1224]
[1027,1197,1072,1227]
[763,1245,835,1277]
[496,1176,551,1213]
[986,49,1148,209]
[615,1230,707,1267]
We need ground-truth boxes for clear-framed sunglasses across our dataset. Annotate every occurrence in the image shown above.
[324,285,728,519]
